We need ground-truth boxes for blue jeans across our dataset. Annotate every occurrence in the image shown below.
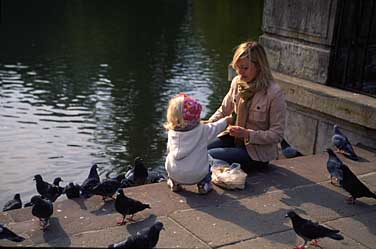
[208,134,269,172]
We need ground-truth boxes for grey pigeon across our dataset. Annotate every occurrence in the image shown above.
[108,221,164,248]
[31,195,53,231]
[64,182,81,199]
[3,193,22,212]
[81,164,100,198]
[92,178,121,201]
[286,211,343,249]
[0,224,25,242]
[122,157,148,187]
[280,139,303,158]
[332,125,358,161]
[325,148,344,186]
[340,162,376,204]
[114,189,151,225]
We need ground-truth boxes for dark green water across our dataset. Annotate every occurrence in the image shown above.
[0,0,263,206]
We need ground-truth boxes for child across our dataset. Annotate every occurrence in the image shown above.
[164,93,232,194]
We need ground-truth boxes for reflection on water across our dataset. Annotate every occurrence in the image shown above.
[0,0,262,206]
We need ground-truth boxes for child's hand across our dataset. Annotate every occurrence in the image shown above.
[225,115,233,125]
[229,125,248,139]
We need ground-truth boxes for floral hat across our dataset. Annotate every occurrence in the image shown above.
[179,93,202,121]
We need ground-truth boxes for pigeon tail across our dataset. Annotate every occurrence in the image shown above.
[344,153,359,161]
[328,233,344,240]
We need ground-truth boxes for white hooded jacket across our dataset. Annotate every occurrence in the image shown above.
[165,118,228,184]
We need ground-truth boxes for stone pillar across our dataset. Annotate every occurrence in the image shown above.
[259,0,376,154]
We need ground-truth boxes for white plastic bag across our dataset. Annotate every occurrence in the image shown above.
[211,163,247,190]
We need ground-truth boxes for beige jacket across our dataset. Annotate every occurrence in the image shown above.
[209,75,286,162]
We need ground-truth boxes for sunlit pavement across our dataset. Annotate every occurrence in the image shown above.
[1,146,375,248]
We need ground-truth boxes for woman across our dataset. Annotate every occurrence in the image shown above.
[207,41,286,173]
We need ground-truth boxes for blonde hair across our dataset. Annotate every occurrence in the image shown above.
[164,95,185,130]
[231,41,273,90]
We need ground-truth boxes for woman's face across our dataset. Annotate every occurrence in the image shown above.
[236,57,258,83]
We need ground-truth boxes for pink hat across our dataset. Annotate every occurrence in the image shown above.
[179,93,202,121]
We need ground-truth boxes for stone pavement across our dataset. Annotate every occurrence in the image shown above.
[1,146,375,248]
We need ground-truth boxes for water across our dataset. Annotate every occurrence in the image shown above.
[0,0,263,207]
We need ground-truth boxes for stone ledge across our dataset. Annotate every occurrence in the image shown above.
[273,71,376,129]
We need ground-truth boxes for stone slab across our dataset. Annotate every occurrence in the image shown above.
[219,229,370,249]
[169,191,292,248]
[327,210,376,249]
[281,181,376,223]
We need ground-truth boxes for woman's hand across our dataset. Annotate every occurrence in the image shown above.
[229,125,249,139]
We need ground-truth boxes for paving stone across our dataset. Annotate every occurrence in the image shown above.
[327,210,376,249]
[281,181,376,222]
[169,191,292,248]
[219,229,370,249]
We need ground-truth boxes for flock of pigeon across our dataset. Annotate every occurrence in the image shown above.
[1,125,375,248]
[1,156,166,248]
[284,124,376,249]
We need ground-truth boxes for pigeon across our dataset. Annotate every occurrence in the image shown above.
[111,173,126,183]
[49,177,64,202]
[81,164,100,198]
[114,189,151,225]
[123,157,148,187]
[147,171,167,183]
[108,221,164,248]
[31,195,53,231]
[340,161,376,204]
[92,178,121,201]
[280,139,303,158]
[325,148,344,186]
[3,193,22,212]
[0,224,25,242]
[64,182,81,199]
[33,174,53,199]
[286,211,343,249]
[332,125,358,161]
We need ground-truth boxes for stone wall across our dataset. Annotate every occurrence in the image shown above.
[257,0,376,154]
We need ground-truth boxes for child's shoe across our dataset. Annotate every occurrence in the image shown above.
[167,178,182,192]
[197,182,213,195]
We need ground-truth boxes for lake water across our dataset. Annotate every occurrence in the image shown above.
[0,0,263,207]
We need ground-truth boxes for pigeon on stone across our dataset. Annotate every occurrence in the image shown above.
[108,221,164,248]
[64,182,81,199]
[122,157,148,187]
[33,174,53,199]
[340,162,376,204]
[31,195,53,231]
[280,138,303,158]
[147,171,167,183]
[0,224,25,242]
[81,164,100,198]
[332,125,358,161]
[111,173,126,183]
[325,148,344,186]
[286,211,343,249]
[3,193,22,212]
[49,177,64,202]
[114,189,151,225]
[92,178,121,201]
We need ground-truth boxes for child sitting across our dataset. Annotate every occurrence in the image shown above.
[164,93,232,194]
